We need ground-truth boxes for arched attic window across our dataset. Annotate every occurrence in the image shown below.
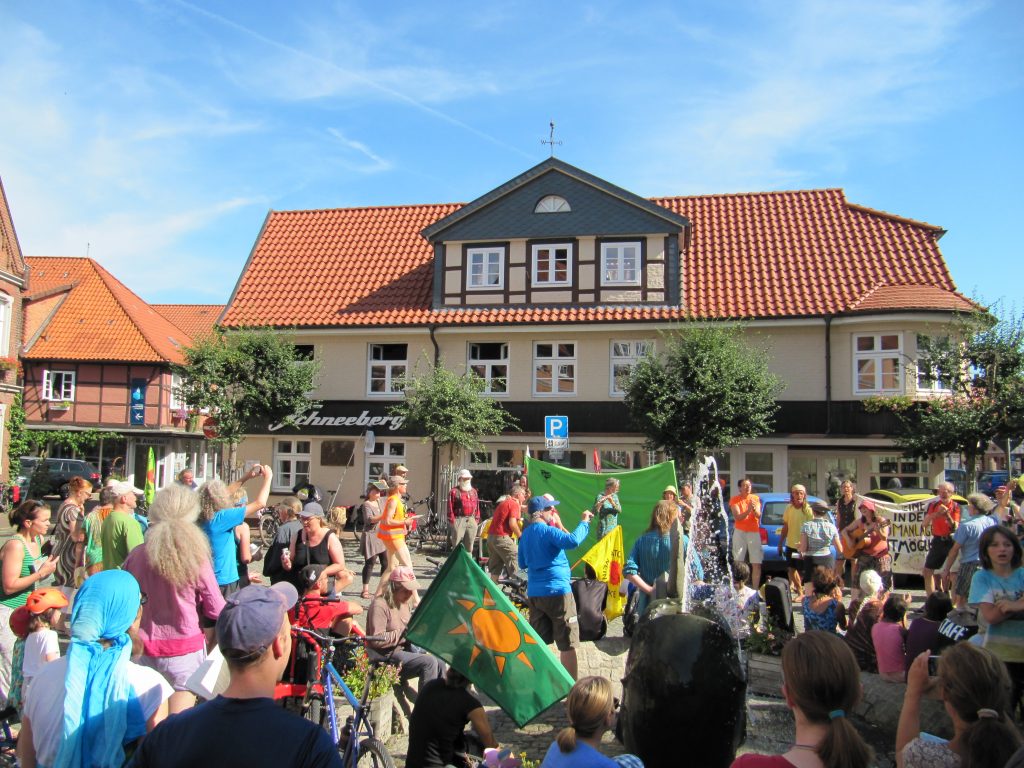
[534,195,571,213]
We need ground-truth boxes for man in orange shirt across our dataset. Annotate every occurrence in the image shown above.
[922,481,960,595]
[730,478,763,588]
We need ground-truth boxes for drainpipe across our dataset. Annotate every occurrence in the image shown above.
[429,324,440,503]
[824,316,833,435]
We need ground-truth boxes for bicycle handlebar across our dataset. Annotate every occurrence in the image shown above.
[411,494,434,506]
[292,626,388,646]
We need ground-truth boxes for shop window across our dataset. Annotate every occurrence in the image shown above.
[321,440,355,467]
[788,456,818,498]
[745,451,774,494]
[870,454,927,491]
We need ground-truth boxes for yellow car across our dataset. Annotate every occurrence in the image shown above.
[863,487,968,580]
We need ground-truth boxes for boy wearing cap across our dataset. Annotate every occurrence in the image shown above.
[517,496,593,679]
[448,469,480,553]
[101,480,146,570]
[130,583,343,768]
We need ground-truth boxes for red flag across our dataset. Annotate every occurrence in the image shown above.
[593,449,602,473]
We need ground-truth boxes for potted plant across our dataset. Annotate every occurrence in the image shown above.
[341,647,401,738]
[0,356,17,376]
[49,399,72,411]
[743,613,792,697]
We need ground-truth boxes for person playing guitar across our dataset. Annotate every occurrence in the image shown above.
[841,499,892,596]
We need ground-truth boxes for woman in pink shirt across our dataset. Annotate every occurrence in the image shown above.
[124,485,224,714]
[871,594,909,683]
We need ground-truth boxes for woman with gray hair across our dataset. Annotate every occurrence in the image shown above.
[942,493,998,610]
[123,484,224,714]
[197,464,273,596]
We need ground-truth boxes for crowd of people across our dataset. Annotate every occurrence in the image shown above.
[5,460,1024,768]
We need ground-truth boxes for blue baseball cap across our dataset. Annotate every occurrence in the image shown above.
[217,583,299,659]
[528,495,560,515]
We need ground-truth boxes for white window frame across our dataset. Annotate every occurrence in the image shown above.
[600,241,642,286]
[366,440,406,487]
[534,195,570,213]
[367,343,408,397]
[273,439,311,492]
[467,247,505,290]
[609,340,653,396]
[531,243,572,287]
[915,334,951,395]
[43,370,75,401]
[169,372,185,412]
[853,333,903,395]
[0,293,11,357]
[468,342,509,396]
[533,342,577,397]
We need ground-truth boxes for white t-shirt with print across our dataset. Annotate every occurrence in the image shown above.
[24,655,172,767]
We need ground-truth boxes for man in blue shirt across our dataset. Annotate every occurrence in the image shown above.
[518,495,592,679]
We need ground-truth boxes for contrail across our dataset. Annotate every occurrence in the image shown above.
[170,0,534,160]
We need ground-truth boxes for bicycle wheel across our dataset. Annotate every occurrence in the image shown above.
[259,514,279,547]
[354,736,396,768]
[304,693,325,728]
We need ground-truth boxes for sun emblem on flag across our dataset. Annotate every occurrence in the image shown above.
[448,587,537,675]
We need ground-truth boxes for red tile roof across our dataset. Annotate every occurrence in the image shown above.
[220,188,969,328]
[24,257,192,363]
[152,304,224,339]
[845,283,978,314]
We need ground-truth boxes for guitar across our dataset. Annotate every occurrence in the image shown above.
[842,518,889,559]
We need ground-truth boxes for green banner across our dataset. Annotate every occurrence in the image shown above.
[524,457,678,559]
[405,546,573,726]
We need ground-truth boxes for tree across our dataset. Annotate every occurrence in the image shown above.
[390,358,519,468]
[173,328,321,472]
[869,309,1024,486]
[623,325,783,470]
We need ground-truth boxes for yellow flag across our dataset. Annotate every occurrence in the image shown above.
[580,526,627,620]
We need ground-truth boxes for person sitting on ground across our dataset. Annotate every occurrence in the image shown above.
[905,591,952,672]
[290,564,362,637]
[405,667,498,768]
[844,569,887,673]
[897,644,1022,768]
[129,582,345,768]
[731,632,874,768]
[18,570,173,768]
[799,501,842,578]
[122,484,225,715]
[872,594,910,683]
[802,566,847,634]
[198,464,274,597]
[540,675,644,768]
[722,562,760,639]
[365,567,444,694]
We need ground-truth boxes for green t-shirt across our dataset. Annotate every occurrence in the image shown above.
[82,507,112,568]
[101,510,144,570]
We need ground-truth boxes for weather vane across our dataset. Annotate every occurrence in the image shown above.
[541,121,562,157]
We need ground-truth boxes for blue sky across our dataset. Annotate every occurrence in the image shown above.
[1,1,1021,308]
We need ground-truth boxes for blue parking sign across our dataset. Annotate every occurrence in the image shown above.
[544,415,569,440]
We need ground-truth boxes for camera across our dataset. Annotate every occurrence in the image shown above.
[927,655,940,676]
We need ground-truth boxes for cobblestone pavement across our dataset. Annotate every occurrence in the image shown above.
[269,532,923,767]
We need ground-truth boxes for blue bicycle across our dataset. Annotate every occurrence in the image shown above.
[276,625,396,768]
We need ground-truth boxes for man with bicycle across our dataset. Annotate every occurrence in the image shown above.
[130,582,343,768]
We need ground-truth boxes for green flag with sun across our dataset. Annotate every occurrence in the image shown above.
[405,546,574,727]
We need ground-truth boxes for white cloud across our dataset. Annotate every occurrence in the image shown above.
[325,129,392,174]
[632,0,983,193]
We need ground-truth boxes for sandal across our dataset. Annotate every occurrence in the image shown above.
[360,587,371,600]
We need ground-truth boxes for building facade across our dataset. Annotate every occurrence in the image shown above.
[220,159,976,506]
[0,178,28,483]
[21,256,221,488]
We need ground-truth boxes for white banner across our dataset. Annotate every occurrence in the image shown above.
[857,494,946,576]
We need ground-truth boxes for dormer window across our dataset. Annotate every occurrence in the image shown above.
[534,195,570,213]
[467,246,505,290]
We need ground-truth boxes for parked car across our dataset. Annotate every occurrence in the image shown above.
[18,456,101,498]
[729,492,831,575]
[976,471,1010,498]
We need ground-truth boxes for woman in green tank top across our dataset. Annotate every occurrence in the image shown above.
[0,500,57,707]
